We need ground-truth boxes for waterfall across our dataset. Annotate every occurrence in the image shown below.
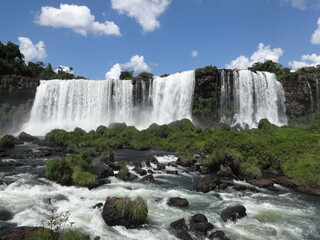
[23,70,195,135]
[306,81,314,114]
[221,70,287,128]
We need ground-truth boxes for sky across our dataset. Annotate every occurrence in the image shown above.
[1,0,320,79]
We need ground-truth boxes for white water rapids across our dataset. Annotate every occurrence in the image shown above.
[0,154,319,240]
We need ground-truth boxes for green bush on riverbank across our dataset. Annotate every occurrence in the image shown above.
[41,117,320,188]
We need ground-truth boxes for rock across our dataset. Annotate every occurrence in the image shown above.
[0,160,22,167]
[248,179,274,189]
[0,210,13,221]
[208,230,230,240]
[93,164,114,179]
[167,197,189,208]
[217,164,233,177]
[156,163,166,170]
[170,218,188,231]
[166,170,179,175]
[195,177,231,193]
[220,204,247,222]
[177,231,194,240]
[189,213,214,235]
[133,167,147,176]
[106,162,121,171]
[140,174,161,184]
[116,170,138,181]
[176,158,193,167]
[102,197,147,228]
[168,161,178,167]
[0,226,53,240]
[93,203,103,209]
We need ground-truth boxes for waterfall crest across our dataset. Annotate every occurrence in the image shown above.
[23,70,195,135]
[221,70,287,128]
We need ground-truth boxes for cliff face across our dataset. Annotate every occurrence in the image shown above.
[0,75,39,135]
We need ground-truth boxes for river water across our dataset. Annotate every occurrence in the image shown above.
[0,146,319,240]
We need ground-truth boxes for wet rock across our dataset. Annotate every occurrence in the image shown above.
[133,167,147,176]
[102,197,147,228]
[217,164,233,177]
[170,218,188,231]
[156,163,166,170]
[168,161,178,167]
[176,158,193,167]
[189,214,214,235]
[208,230,231,240]
[0,210,13,221]
[167,197,189,208]
[93,164,114,179]
[0,226,53,240]
[220,204,247,222]
[177,231,194,240]
[195,177,231,193]
[248,179,274,189]
[116,170,138,181]
[0,160,22,167]
[140,174,161,184]
[106,162,121,171]
[147,169,154,174]
[93,203,103,209]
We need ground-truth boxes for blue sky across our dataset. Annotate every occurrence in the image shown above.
[1,0,320,79]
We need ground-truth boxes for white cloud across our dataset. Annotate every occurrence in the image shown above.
[18,37,47,63]
[105,55,151,79]
[111,0,170,32]
[191,50,199,57]
[225,43,283,69]
[105,63,121,80]
[35,4,120,36]
[281,0,306,10]
[288,53,320,70]
[121,55,151,73]
[311,18,320,45]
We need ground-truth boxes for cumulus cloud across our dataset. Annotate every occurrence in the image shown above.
[191,50,199,57]
[311,18,320,45]
[111,0,170,32]
[121,55,151,72]
[18,37,47,63]
[288,54,320,70]
[225,43,283,69]
[105,55,151,79]
[35,4,120,36]
[105,63,121,80]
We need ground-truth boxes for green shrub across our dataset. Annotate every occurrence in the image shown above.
[46,158,73,185]
[240,157,262,179]
[71,166,96,186]
[59,229,90,240]
[18,131,38,142]
[27,228,55,240]
[120,161,128,173]
[0,134,15,148]
[116,197,148,224]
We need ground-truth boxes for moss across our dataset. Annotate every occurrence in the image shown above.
[71,166,97,187]
[18,131,38,142]
[240,157,262,179]
[59,229,90,240]
[0,134,15,148]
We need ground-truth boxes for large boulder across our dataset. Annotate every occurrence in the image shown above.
[102,197,148,228]
[133,167,147,176]
[0,227,53,240]
[116,170,138,181]
[220,204,246,222]
[167,197,189,208]
[189,213,214,235]
[93,164,114,179]
[0,210,13,221]
[195,177,231,193]
[177,231,194,240]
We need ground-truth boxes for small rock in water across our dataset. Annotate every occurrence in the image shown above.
[189,213,214,235]
[208,230,231,240]
[0,209,13,221]
[220,204,247,222]
[170,218,188,231]
[167,197,189,208]
[133,167,147,176]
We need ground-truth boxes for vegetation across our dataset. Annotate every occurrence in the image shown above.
[0,134,15,148]
[42,117,320,188]
[27,228,55,240]
[46,154,96,187]
[115,197,148,224]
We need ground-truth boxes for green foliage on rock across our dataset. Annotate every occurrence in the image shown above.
[0,134,15,148]
[27,228,55,240]
[115,197,148,224]
[59,229,90,240]
[119,70,134,80]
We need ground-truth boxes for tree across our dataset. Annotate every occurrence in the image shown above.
[119,70,134,80]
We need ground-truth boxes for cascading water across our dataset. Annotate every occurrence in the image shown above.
[22,71,195,135]
[221,70,287,128]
